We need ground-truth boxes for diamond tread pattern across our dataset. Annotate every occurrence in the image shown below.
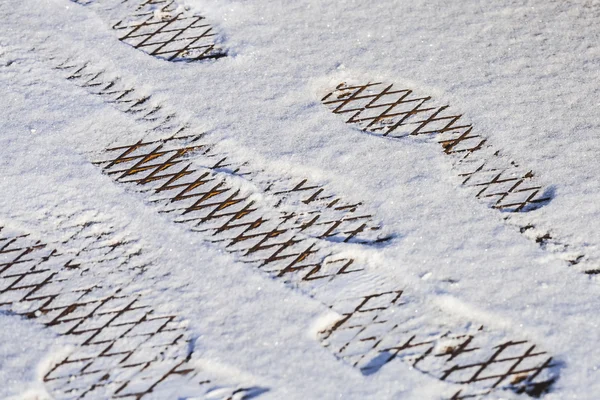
[321,82,551,213]
[321,82,600,274]
[51,58,560,398]
[319,290,556,398]
[112,0,226,62]
[0,220,264,400]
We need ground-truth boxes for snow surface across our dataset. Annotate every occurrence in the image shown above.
[1,0,600,399]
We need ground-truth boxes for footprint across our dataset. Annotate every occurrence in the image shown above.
[70,0,226,62]
[319,290,558,398]
[0,215,266,399]
[321,81,598,274]
[322,82,552,212]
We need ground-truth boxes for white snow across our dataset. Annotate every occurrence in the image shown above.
[1,0,600,398]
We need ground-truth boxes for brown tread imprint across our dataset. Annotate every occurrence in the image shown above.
[322,81,599,273]
[0,221,266,400]
[70,0,226,61]
[50,57,559,397]
[321,82,552,213]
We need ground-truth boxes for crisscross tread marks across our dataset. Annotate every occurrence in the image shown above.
[0,223,265,400]
[95,136,374,283]
[319,290,557,398]
[95,134,557,399]
[69,0,224,61]
[55,58,387,243]
[49,57,560,397]
[111,0,226,62]
[322,81,599,273]
[322,82,551,213]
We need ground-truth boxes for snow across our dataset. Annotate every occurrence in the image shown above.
[1,0,600,398]
[0,312,59,400]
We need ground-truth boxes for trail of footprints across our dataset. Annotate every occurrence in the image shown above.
[0,215,265,399]
[11,0,574,396]
[43,54,560,399]
[322,82,596,274]
[72,0,225,62]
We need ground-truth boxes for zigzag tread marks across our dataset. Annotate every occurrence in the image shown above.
[318,290,558,398]
[321,82,551,213]
[0,225,265,399]
[321,82,600,274]
[92,140,360,286]
[97,138,385,248]
[108,0,227,62]
[48,56,555,397]
[69,0,226,61]
[52,58,388,246]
